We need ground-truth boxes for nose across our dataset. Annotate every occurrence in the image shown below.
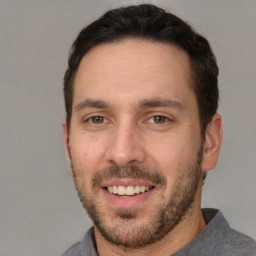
[105,122,146,167]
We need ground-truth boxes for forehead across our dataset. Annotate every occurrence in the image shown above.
[73,39,195,109]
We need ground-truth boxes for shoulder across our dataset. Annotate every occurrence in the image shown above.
[61,227,97,256]
[200,209,256,256]
[61,241,82,256]
[223,228,256,256]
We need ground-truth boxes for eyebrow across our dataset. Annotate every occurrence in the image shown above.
[74,97,183,112]
[138,97,183,110]
[75,99,109,112]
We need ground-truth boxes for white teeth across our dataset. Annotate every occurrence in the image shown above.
[106,185,151,196]
[134,185,141,194]
[140,186,146,193]
[112,186,118,194]
[107,186,113,193]
[126,186,135,195]
[117,186,126,195]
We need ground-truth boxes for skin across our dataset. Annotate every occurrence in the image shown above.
[63,39,222,256]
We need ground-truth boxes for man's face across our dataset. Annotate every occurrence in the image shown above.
[64,39,205,248]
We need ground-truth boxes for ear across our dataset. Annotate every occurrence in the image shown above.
[201,113,222,171]
[62,121,74,176]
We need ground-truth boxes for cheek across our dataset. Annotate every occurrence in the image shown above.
[145,132,200,186]
[69,135,108,176]
[147,133,190,168]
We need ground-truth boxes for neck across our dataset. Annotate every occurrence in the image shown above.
[95,189,206,256]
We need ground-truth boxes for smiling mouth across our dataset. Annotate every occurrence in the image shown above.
[105,185,154,196]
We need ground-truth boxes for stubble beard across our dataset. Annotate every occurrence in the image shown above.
[72,148,203,249]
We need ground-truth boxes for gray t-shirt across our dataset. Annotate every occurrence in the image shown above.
[62,209,256,256]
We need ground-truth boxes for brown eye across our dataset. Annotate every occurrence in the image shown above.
[90,116,105,124]
[153,116,167,124]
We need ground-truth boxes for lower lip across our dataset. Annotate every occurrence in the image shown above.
[101,187,155,208]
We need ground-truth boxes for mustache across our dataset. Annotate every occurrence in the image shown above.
[92,165,167,190]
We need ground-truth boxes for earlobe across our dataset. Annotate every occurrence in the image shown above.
[201,114,222,171]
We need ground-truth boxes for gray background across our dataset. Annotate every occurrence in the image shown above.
[0,0,255,255]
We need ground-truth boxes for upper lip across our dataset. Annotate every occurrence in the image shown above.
[101,178,155,188]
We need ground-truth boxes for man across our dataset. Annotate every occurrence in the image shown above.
[61,4,256,256]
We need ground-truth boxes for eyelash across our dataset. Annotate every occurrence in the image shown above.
[147,115,170,124]
[83,114,172,125]
[84,115,108,124]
